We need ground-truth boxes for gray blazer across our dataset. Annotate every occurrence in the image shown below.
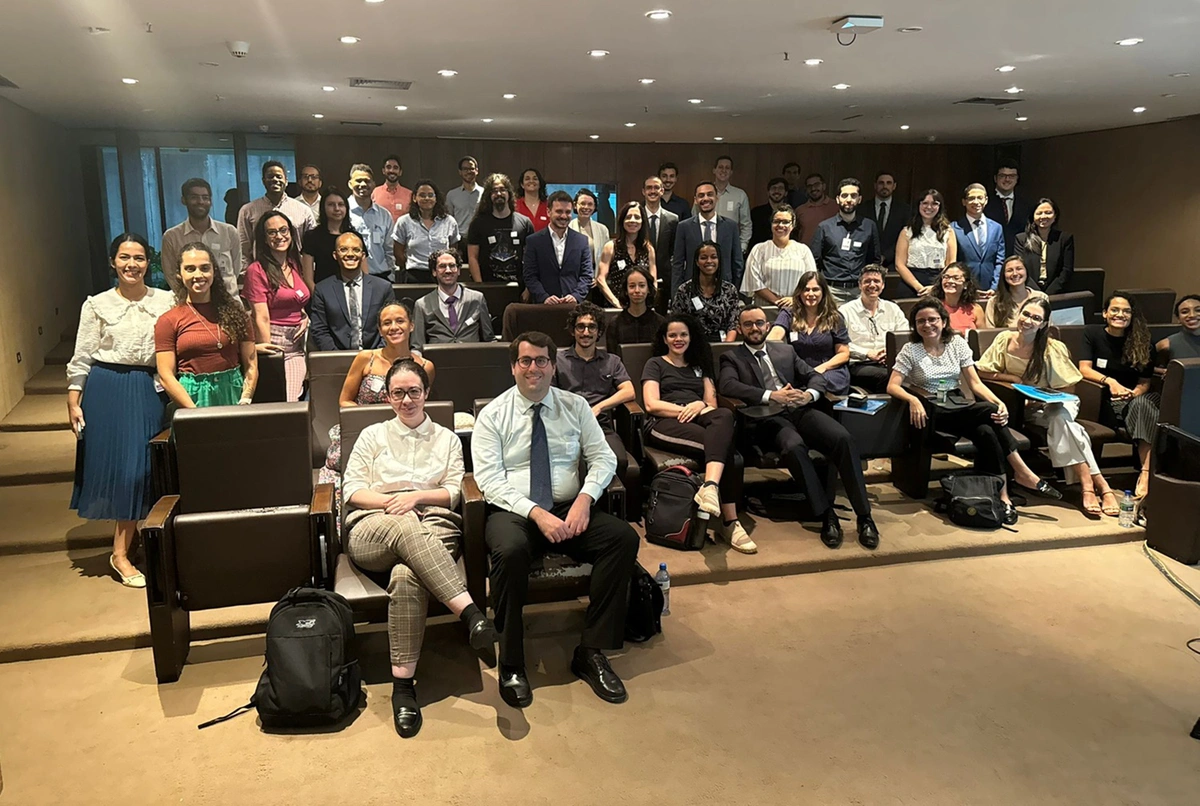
[412,286,495,350]
[645,207,679,287]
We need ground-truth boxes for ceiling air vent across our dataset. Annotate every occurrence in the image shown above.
[349,78,412,91]
[0,74,19,90]
[955,97,1022,106]
[339,120,384,127]
[811,129,857,134]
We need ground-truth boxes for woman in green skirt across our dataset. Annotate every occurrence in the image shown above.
[155,242,258,410]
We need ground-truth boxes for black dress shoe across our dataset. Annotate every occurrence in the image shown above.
[1017,479,1063,501]
[857,517,880,550]
[498,667,533,708]
[820,511,844,549]
[468,616,497,652]
[393,704,423,738]
[1002,503,1019,526]
[571,648,627,704]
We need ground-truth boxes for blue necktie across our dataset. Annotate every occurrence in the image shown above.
[529,403,553,510]
[703,220,714,243]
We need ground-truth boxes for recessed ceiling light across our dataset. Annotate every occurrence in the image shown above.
[438,69,458,77]
[995,65,1015,73]
[312,113,324,119]
[639,78,656,84]
[480,118,494,123]
[624,122,637,127]
[589,134,600,139]
[1169,72,1190,78]
[322,85,336,92]
[804,58,823,66]
[339,36,360,44]
[897,26,923,33]
[121,77,139,85]
[713,136,724,141]
[1015,116,1028,121]
[1004,86,1023,94]
[688,98,703,104]
[832,83,850,90]
[1115,37,1143,46]
[395,105,408,111]
[900,125,910,130]
[365,0,385,3]
[1132,106,1147,113]
[645,9,672,20]
[503,93,516,99]
[588,49,609,57]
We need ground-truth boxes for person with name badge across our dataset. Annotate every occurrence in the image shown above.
[668,241,741,342]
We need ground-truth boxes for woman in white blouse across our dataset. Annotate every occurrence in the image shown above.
[342,358,496,738]
[895,189,957,296]
[67,233,174,588]
[741,205,816,307]
[568,188,610,270]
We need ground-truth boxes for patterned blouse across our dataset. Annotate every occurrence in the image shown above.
[669,280,743,342]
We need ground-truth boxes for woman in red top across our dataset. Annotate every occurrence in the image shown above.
[244,211,309,400]
[929,262,985,331]
[155,242,258,410]
[513,167,549,231]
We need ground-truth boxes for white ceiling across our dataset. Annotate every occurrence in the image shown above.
[1,0,1197,143]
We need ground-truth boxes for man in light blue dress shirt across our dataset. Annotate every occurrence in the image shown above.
[348,163,398,280]
[472,331,640,710]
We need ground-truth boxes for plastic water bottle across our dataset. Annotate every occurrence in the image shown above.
[936,377,951,404]
[654,562,671,616]
[1118,491,1136,528]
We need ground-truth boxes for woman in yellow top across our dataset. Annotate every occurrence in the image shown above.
[977,297,1120,517]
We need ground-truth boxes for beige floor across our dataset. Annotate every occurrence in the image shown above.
[1,542,1198,805]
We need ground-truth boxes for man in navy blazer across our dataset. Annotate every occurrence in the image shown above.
[309,231,398,351]
[671,181,744,293]
[523,190,593,304]
[950,183,1005,292]
[983,158,1035,255]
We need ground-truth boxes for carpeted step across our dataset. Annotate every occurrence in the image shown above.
[0,430,78,485]
[43,341,73,366]
[0,482,110,556]
[0,394,70,432]
[24,365,66,396]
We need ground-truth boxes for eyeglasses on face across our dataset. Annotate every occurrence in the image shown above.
[1019,310,1045,323]
[265,227,291,238]
[915,316,943,326]
[574,322,599,332]
[387,387,426,401]
[742,319,769,329]
[516,356,551,368]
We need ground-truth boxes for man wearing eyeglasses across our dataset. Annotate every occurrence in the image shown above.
[472,332,640,710]
[748,177,796,251]
[297,165,323,218]
[411,250,494,350]
[309,231,397,351]
[794,172,838,248]
[983,158,1033,255]
[837,265,906,392]
[553,303,636,480]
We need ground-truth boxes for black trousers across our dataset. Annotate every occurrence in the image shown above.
[848,362,890,393]
[924,400,1017,476]
[485,502,640,668]
[749,405,871,519]
[645,408,738,503]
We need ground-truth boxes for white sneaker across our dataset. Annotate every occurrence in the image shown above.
[718,519,758,554]
[693,483,720,518]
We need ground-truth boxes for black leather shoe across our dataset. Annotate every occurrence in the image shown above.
[498,667,533,708]
[393,704,422,738]
[857,517,880,550]
[468,616,497,652]
[571,648,628,704]
[1003,503,1019,525]
[1017,479,1063,501]
[820,511,844,549]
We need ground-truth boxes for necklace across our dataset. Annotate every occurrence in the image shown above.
[187,302,223,349]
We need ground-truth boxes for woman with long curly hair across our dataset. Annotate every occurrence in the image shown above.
[767,270,851,395]
[1078,292,1161,498]
[929,262,985,331]
[156,242,258,410]
[985,255,1048,328]
[596,201,656,308]
[978,297,1121,517]
[244,211,308,400]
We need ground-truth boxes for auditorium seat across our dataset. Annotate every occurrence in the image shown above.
[501,302,577,343]
[1146,358,1200,564]
[141,403,333,683]
[1115,288,1176,325]
[1047,290,1095,324]
[420,342,515,411]
[307,350,359,467]
[1063,267,1104,303]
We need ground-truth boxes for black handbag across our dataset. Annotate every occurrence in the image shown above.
[934,473,1006,529]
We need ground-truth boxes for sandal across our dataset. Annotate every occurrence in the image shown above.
[1099,490,1121,518]
[1081,489,1102,517]
[1135,469,1149,499]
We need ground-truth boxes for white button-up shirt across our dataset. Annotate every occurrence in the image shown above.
[548,226,568,265]
[342,415,464,513]
[839,296,909,361]
[66,287,175,390]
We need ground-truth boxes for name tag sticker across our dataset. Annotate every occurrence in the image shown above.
[789,331,799,343]
[487,235,497,245]
[694,366,703,377]
[1096,358,1108,369]
[841,236,852,250]
[464,316,476,326]
[853,241,862,248]
[396,203,403,210]
[616,260,627,269]
[511,230,518,238]
[691,296,704,311]
[726,201,735,212]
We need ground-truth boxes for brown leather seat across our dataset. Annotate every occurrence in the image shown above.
[141,402,334,683]
[420,342,515,411]
[1048,291,1095,322]
[501,302,576,344]
[1115,288,1176,326]
[1147,358,1200,563]
[307,350,359,467]
[1063,267,1104,303]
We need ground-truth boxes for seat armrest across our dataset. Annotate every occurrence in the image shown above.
[983,380,1026,431]
[150,427,172,446]
[717,394,745,411]
[310,483,336,589]
[141,495,181,607]
[150,427,177,499]
[460,474,488,610]
[602,474,626,520]
[1075,378,1105,423]
[619,401,645,463]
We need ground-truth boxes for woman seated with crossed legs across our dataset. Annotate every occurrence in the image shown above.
[978,297,1121,517]
[342,358,496,738]
[887,299,1061,525]
[641,314,755,553]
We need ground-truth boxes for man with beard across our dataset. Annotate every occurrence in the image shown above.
[749,177,795,250]
[718,305,879,550]
[794,172,838,248]
[983,158,1034,255]
[809,177,881,305]
[372,154,412,222]
[309,231,397,351]
[657,161,691,220]
[347,164,397,280]
[782,161,803,206]
[671,181,744,290]
[466,173,535,290]
[445,155,483,233]
[861,170,910,268]
[523,191,593,304]
[162,178,240,295]
[297,165,323,218]
[237,161,316,270]
[693,155,751,255]
[412,249,495,350]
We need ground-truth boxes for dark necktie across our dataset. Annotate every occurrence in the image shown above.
[446,294,459,330]
[878,201,887,231]
[347,279,361,349]
[755,349,779,391]
[649,214,658,245]
[703,220,714,243]
[529,403,553,510]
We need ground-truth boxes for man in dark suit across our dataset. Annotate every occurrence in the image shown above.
[309,231,397,351]
[717,305,879,550]
[523,190,593,304]
[951,183,1006,291]
[671,181,745,292]
[861,171,910,269]
[983,158,1034,255]
[411,249,495,350]
[749,177,795,250]
[641,175,678,286]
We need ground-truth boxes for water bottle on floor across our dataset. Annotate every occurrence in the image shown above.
[654,562,671,616]
[1118,491,1136,528]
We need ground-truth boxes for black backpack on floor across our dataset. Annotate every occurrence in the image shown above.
[625,563,664,643]
[198,587,361,731]
[934,474,1006,530]
[644,466,708,550]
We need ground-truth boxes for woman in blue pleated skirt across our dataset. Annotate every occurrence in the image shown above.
[68,233,175,587]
